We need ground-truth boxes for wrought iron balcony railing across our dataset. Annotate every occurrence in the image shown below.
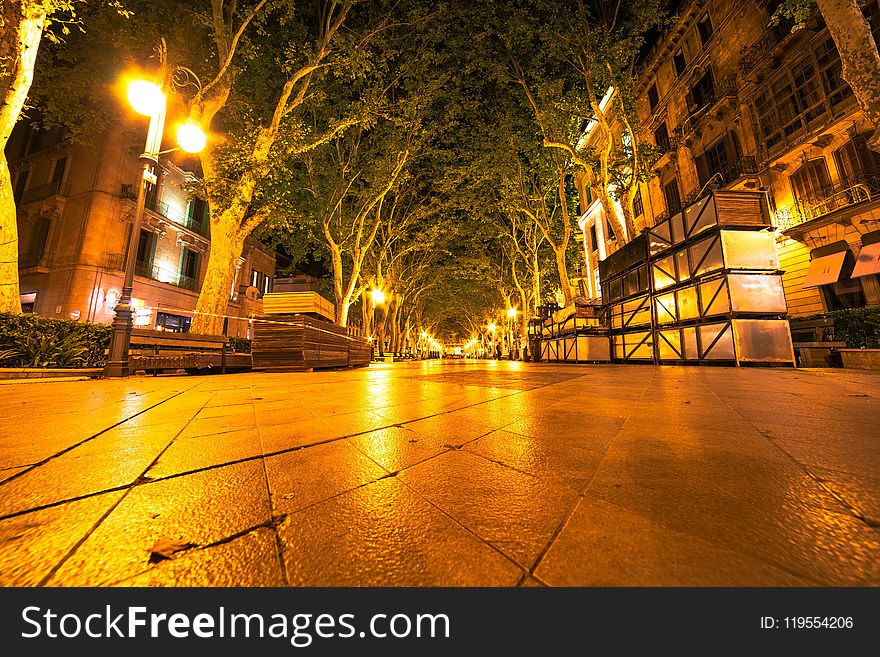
[739,17,795,75]
[776,169,880,231]
[135,260,200,292]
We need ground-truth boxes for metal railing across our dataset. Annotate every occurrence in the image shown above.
[739,17,795,74]
[135,260,200,292]
[776,170,880,230]
[120,185,209,238]
[674,77,738,143]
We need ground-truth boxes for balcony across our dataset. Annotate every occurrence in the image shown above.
[738,17,795,75]
[135,260,200,292]
[673,77,738,144]
[776,168,880,231]
[20,181,62,204]
[119,184,210,238]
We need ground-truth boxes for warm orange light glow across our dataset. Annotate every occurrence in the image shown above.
[487,323,496,332]
[128,80,165,116]
[507,308,517,318]
[371,289,386,305]
[176,119,207,153]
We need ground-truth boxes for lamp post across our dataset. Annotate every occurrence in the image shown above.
[104,70,207,378]
[371,288,387,357]
[507,307,518,360]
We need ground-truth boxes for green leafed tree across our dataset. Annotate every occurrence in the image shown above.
[0,0,127,314]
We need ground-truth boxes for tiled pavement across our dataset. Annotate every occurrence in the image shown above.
[1,360,878,586]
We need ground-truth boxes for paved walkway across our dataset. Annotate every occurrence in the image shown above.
[1,360,878,586]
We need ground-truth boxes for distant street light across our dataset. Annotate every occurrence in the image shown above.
[371,289,386,305]
[507,307,518,359]
[105,60,207,378]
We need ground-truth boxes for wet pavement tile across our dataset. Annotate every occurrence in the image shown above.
[398,450,581,567]
[2,361,879,587]
[279,477,523,586]
[0,491,125,586]
[46,461,272,586]
[113,527,285,587]
[265,441,388,514]
[536,496,815,586]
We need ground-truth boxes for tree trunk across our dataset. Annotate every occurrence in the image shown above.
[0,159,22,313]
[552,244,573,306]
[0,6,47,314]
[594,184,627,244]
[190,227,243,335]
[375,304,386,356]
[816,0,880,151]
[619,186,638,239]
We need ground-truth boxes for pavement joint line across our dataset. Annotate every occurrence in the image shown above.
[697,377,880,536]
[249,382,291,587]
[104,514,290,587]
[389,472,532,579]
[0,378,210,488]
[522,370,655,580]
[36,389,219,586]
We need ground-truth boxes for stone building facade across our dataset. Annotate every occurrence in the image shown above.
[578,0,880,316]
[9,120,275,337]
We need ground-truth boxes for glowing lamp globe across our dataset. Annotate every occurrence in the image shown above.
[371,289,386,304]
[176,120,207,153]
[128,80,165,117]
[507,308,517,318]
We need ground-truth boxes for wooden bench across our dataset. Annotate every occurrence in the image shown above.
[788,318,843,367]
[127,329,240,374]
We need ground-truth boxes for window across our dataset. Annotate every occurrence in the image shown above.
[156,312,192,333]
[136,229,157,265]
[835,133,880,186]
[673,48,686,77]
[752,44,856,154]
[12,171,29,203]
[821,279,865,310]
[589,224,598,252]
[181,247,200,281]
[187,197,209,228]
[648,84,659,112]
[664,180,682,215]
[688,69,715,112]
[21,216,51,267]
[697,13,714,45]
[250,268,272,294]
[790,159,831,203]
[654,123,670,152]
[606,220,616,241]
[815,38,852,110]
[633,188,644,218]
[51,157,67,186]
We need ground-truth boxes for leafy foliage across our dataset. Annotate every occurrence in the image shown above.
[803,307,880,349]
[0,313,110,368]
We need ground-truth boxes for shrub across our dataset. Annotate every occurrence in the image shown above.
[228,336,252,353]
[799,306,880,349]
[0,313,111,368]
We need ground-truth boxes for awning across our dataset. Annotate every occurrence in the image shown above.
[852,241,880,278]
[803,251,847,288]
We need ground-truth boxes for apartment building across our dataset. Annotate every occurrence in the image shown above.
[9,120,275,337]
[578,0,880,316]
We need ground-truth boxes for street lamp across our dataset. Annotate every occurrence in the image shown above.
[104,72,207,378]
[507,308,518,360]
[371,289,387,356]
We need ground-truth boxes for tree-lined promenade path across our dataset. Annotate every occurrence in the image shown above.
[1,361,879,586]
